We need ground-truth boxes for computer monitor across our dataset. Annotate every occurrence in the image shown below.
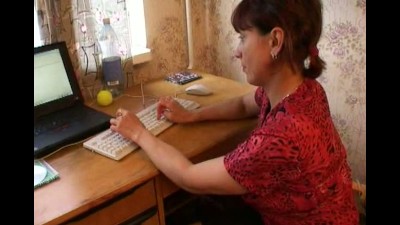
[34,42,83,120]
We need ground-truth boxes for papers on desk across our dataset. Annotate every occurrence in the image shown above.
[165,71,202,85]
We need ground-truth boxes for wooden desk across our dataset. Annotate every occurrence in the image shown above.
[34,72,258,225]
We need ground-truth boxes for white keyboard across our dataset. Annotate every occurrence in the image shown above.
[83,98,200,160]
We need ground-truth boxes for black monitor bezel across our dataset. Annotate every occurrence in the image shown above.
[34,41,83,121]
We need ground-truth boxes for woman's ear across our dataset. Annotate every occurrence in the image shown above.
[269,27,284,57]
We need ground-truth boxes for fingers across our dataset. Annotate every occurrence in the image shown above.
[160,96,174,105]
[116,108,128,118]
[111,108,127,130]
[156,104,166,120]
[157,107,173,120]
[157,96,174,120]
[109,117,118,131]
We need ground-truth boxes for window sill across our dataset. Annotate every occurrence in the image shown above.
[131,47,152,65]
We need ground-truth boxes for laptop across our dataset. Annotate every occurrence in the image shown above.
[34,41,111,158]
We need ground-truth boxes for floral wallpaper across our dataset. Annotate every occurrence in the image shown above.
[318,0,366,184]
[35,0,366,184]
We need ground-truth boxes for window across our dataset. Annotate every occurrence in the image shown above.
[34,1,151,64]
[94,0,151,64]
[126,0,151,64]
[34,5,42,47]
[126,0,146,52]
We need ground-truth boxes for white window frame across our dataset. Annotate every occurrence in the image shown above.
[34,5,43,47]
[126,0,152,64]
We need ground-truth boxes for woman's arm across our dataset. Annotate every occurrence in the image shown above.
[135,129,247,195]
[110,110,248,195]
[157,88,259,123]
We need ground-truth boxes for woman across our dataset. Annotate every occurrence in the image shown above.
[111,0,359,224]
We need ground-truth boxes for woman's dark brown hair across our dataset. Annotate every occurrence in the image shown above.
[232,0,326,79]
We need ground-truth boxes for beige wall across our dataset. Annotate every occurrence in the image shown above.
[135,0,188,82]
[56,0,366,183]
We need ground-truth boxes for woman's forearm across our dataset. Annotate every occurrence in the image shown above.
[133,129,195,191]
[191,90,259,122]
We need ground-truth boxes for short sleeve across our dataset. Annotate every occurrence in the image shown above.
[224,133,301,195]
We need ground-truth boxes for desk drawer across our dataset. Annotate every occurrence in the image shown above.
[67,180,158,225]
[159,174,179,198]
[122,207,159,225]
[141,213,159,225]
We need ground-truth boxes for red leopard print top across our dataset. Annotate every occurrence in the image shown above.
[224,79,359,225]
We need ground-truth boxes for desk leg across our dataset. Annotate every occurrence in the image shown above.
[154,177,166,225]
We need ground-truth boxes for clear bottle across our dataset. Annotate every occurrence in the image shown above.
[98,18,124,97]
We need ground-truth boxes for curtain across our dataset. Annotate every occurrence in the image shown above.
[34,0,62,45]
[34,0,133,100]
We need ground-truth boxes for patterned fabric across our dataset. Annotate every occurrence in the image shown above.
[224,79,359,225]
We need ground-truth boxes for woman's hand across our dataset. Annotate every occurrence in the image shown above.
[156,96,196,123]
[110,108,146,142]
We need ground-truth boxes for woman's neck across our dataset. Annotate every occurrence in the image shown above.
[264,68,304,109]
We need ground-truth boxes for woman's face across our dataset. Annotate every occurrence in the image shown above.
[234,28,272,86]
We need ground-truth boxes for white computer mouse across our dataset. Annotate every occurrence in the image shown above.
[185,84,212,96]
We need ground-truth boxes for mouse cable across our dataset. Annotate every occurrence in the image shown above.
[38,136,93,160]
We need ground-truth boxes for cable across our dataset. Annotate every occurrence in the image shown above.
[39,136,93,160]
[124,92,159,109]
[140,80,146,107]
[81,46,89,76]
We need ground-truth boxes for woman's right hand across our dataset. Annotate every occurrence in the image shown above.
[156,96,196,123]
[110,108,146,143]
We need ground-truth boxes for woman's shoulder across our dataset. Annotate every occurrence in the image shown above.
[302,78,328,101]
[287,78,331,121]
